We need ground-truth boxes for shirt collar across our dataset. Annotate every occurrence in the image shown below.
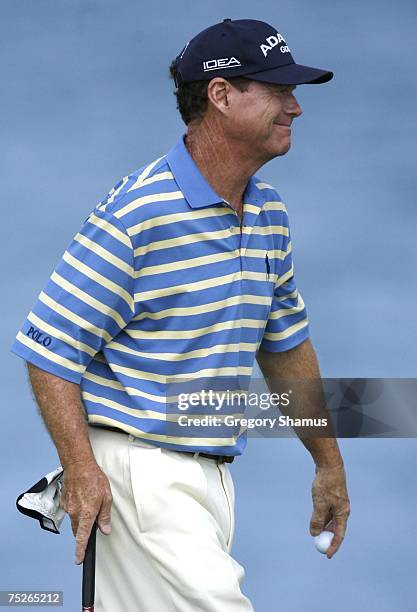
[166,135,264,211]
[166,136,223,209]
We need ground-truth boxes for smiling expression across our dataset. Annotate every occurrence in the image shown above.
[224,80,303,163]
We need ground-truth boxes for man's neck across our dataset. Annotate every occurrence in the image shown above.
[184,121,261,218]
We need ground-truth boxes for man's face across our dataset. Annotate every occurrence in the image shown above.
[224,80,303,162]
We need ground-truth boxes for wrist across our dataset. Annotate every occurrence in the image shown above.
[315,461,345,471]
[61,453,98,471]
[307,438,343,469]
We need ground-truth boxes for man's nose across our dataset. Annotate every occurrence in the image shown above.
[287,93,303,118]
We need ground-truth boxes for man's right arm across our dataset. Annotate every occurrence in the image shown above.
[27,362,113,565]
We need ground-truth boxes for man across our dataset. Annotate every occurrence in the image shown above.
[12,18,350,611]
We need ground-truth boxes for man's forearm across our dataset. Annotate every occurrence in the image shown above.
[26,363,96,468]
[256,339,343,468]
[258,339,350,557]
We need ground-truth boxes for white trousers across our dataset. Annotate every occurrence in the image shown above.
[88,426,254,612]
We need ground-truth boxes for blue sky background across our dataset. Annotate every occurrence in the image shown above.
[1,0,416,610]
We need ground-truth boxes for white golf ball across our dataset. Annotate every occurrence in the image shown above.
[314,530,334,554]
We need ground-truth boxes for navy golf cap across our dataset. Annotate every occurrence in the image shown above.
[175,18,333,86]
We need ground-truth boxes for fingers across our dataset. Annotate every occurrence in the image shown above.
[74,491,113,564]
[310,465,351,558]
[326,532,343,559]
[309,502,330,536]
[326,511,350,559]
[62,496,113,564]
[75,514,96,565]
[97,490,113,535]
[310,496,350,558]
[310,507,350,559]
[59,492,78,536]
[58,465,114,564]
[59,492,86,539]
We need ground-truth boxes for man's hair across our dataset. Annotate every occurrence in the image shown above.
[169,59,250,125]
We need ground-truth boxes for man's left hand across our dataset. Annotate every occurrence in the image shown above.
[309,464,350,559]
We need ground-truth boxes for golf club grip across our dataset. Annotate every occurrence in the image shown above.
[82,522,97,610]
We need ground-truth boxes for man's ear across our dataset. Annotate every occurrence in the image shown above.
[206,78,235,114]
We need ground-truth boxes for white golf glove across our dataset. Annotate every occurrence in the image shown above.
[16,467,65,534]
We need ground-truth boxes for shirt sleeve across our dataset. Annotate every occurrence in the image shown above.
[11,208,135,383]
[259,205,309,353]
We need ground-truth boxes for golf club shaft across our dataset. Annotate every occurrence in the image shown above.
[82,522,97,611]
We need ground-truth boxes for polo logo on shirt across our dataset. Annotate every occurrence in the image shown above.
[202,57,242,72]
[27,326,52,348]
[260,33,290,57]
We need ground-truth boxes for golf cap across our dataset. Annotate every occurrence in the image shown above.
[175,18,333,86]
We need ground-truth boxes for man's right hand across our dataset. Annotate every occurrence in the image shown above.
[59,458,113,565]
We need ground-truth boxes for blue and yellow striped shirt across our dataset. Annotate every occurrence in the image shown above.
[12,136,309,455]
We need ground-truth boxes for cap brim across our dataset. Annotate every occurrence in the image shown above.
[246,63,333,85]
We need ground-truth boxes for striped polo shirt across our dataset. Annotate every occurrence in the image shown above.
[11,135,309,456]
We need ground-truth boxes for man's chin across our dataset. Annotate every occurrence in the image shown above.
[269,140,292,159]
